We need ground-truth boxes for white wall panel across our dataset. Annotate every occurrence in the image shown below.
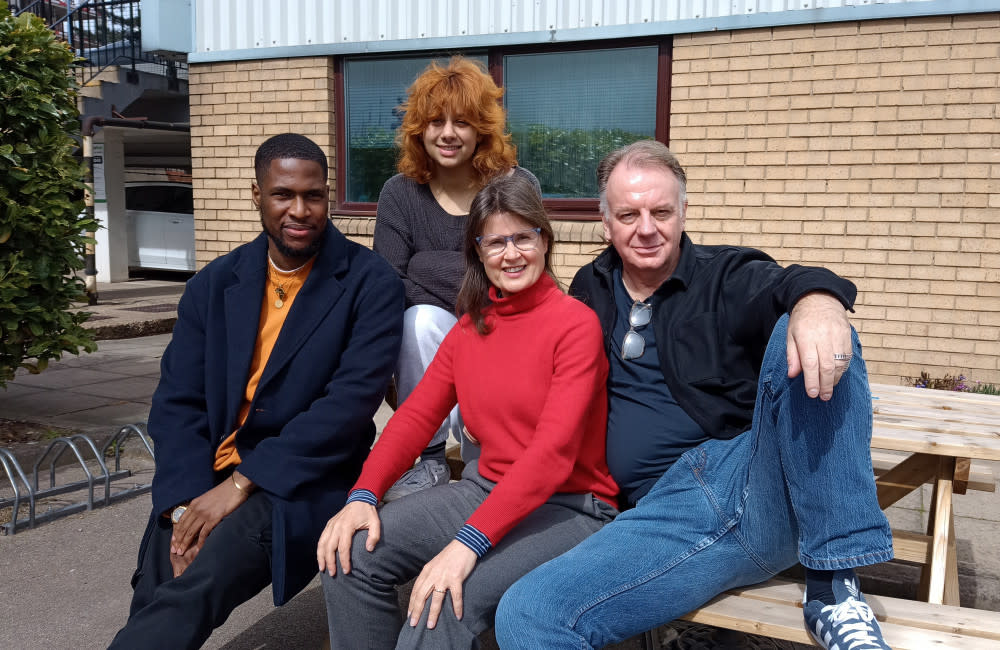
[192,0,955,60]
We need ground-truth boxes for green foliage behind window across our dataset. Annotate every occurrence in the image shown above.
[0,2,97,387]
[511,126,649,198]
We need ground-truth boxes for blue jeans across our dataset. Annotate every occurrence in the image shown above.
[495,315,893,649]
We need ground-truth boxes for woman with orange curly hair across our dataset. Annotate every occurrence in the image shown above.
[374,56,540,501]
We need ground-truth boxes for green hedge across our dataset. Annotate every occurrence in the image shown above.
[0,2,97,387]
[511,125,649,198]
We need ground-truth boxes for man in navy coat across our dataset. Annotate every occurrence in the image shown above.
[110,133,405,649]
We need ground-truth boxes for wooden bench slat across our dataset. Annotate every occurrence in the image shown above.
[872,451,995,493]
[728,579,1000,640]
[685,579,1000,647]
[681,590,1000,649]
[890,529,932,564]
[872,383,1000,405]
[871,427,1000,461]
[874,416,1000,440]
[872,396,1000,417]
[874,403,1000,429]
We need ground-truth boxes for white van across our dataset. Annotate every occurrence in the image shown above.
[125,170,195,272]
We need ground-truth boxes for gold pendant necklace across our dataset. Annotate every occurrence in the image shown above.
[267,256,309,309]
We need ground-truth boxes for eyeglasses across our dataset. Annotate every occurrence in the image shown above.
[475,227,542,257]
[622,300,652,360]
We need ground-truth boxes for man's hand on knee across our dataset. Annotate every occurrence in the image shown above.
[169,540,202,578]
[787,292,853,401]
[170,473,251,556]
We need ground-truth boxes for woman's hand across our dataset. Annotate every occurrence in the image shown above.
[316,501,381,576]
[407,540,478,630]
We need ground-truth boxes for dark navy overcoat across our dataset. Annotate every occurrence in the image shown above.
[145,225,404,604]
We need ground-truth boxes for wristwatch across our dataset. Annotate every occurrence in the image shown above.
[170,505,187,524]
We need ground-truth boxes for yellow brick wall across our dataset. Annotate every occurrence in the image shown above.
[670,13,1000,385]
[188,15,999,386]
[188,57,336,267]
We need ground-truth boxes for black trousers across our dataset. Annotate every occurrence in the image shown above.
[108,492,274,650]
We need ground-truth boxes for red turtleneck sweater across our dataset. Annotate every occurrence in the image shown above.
[352,274,617,549]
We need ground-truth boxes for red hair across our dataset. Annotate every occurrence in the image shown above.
[396,56,517,185]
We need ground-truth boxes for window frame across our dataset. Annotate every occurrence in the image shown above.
[334,36,672,220]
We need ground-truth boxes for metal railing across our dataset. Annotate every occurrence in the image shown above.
[12,0,188,88]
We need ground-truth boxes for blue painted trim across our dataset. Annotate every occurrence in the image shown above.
[188,0,998,63]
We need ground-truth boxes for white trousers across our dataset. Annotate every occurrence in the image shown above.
[397,304,478,462]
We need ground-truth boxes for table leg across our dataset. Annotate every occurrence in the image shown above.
[921,456,960,606]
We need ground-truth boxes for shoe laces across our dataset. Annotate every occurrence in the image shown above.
[822,598,884,648]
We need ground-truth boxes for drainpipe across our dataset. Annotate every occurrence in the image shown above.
[79,116,191,305]
[81,133,98,305]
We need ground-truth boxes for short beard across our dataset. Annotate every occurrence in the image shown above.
[261,214,324,263]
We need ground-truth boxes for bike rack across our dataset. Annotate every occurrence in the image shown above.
[0,423,154,535]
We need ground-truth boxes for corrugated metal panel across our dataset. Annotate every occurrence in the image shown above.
[193,0,952,59]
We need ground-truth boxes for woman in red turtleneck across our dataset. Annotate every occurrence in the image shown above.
[317,173,618,649]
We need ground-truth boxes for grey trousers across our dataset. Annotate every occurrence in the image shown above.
[322,462,617,649]
[397,305,479,463]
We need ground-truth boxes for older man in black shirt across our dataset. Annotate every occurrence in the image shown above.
[496,140,893,650]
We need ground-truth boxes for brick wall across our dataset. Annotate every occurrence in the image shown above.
[188,57,336,267]
[670,13,999,385]
[188,14,999,386]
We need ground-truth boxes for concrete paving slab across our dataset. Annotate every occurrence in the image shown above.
[10,367,136,390]
[73,376,161,401]
[3,390,128,418]
[40,403,152,431]
[0,380,43,399]
[90,358,164,377]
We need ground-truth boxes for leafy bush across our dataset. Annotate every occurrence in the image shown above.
[967,382,999,396]
[0,2,97,388]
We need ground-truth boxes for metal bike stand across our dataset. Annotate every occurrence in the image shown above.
[100,423,155,503]
[0,448,35,535]
[0,423,155,534]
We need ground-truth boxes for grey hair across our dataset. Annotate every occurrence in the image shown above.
[596,140,687,219]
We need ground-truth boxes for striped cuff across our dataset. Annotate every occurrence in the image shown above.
[346,489,377,506]
[455,524,492,558]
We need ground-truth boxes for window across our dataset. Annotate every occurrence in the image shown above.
[335,39,670,218]
[340,55,488,204]
[503,46,660,201]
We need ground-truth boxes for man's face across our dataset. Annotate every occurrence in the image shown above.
[602,164,687,282]
[252,158,329,269]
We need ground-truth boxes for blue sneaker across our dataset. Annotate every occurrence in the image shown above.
[802,570,891,649]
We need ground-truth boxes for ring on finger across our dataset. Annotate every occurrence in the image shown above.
[433,587,446,594]
[833,353,853,362]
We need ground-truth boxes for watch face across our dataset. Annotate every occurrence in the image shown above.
[171,506,186,524]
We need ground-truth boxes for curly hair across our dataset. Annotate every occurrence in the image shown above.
[396,56,517,185]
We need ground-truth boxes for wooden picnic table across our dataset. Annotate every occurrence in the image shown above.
[870,383,1000,607]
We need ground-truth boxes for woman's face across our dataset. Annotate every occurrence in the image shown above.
[422,112,480,172]
[476,211,549,296]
